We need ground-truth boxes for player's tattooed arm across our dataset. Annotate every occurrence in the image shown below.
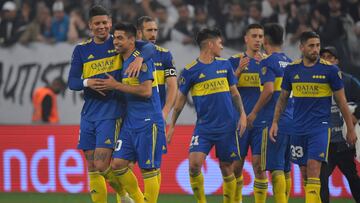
[230,85,247,136]
[166,91,187,144]
[230,85,244,115]
[269,90,290,142]
[273,90,290,124]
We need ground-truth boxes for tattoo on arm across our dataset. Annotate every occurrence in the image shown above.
[232,94,244,115]
[94,152,112,162]
[273,90,290,123]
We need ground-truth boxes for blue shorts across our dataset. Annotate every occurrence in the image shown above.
[261,127,291,172]
[238,126,265,158]
[290,127,330,166]
[112,121,166,169]
[189,132,240,162]
[77,118,122,150]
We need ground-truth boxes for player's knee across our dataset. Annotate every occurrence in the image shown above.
[219,161,233,176]
[189,163,202,176]
[233,160,244,176]
[94,161,110,172]
[111,159,128,171]
[307,160,322,178]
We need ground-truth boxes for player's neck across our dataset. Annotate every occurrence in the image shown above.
[303,57,318,67]
[245,49,258,58]
[123,47,136,60]
[266,46,281,55]
[93,35,109,44]
[198,51,215,64]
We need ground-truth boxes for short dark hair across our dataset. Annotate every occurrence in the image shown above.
[88,5,110,19]
[137,16,155,30]
[196,28,222,48]
[245,23,264,35]
[300,31,320,44]
[264,23,284,46]
[113,22,137,38]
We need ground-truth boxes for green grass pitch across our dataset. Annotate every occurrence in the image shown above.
[0,193,355,203]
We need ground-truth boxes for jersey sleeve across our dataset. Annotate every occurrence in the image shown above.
[163,51,177,78]
[281,66,292,91]
[68,46,84,91]
[228,56,239,72]
[328,65,344,91]
[138,61,154,83]
[226,61,237,86]
[179,69,192,96]
[135,40,155,61]
[260,59,276,85]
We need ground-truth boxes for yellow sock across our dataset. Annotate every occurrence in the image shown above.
[114,168,144,203]
[142,170,160,203]
[271,170,286,203]
[190,172,206,203]
[254,178,268,203]
[88,171,107,203]
[223,174,236,203]
[305,178,321,203]
[234,175,243,203]
[100,167,128,203]
[285,172,291,201]
[101,167,127,196]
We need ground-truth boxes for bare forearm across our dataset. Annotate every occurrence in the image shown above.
[232,94,245,115]
[170,92,186,126]
[273,91,289,124]
[115,82,151,98]
[252,88,273,115]
[163,78,177,112]
[335,90,355,130]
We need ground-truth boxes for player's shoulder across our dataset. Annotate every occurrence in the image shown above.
[288,58,302,66]
[260,53,269,59]
[77,38,93,46]
[215,57,228,61]
[319,58,333,66]
[155,45,169,53]
[230,52,245,59]
[184,60,199,70]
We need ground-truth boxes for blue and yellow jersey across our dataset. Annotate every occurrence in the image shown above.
[153,45,176,108]
[281,58,344,135]
[68,37,154,121]
[179,58,237,136]
[228,53,264,126]
[259,52,293,132]
[121,50,163,130]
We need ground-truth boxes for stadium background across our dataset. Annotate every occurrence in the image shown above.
[0,0,359,202]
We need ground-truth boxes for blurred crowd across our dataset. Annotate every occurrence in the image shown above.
[2,0,360,65]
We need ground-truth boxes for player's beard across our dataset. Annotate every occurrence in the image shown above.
[305,52,319,63]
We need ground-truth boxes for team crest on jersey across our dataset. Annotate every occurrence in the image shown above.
[179,76,186,85]
[261,66,267,75]
[141,63,148,72]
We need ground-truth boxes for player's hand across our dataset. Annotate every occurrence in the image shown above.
[237,112,247,137]
[269,122,278,142]
[247,112,257,129]
[87,78,106,96]
[237,57,250,73]
[166,124,175,144]
[96,73,119,91]
[254,52,264,61]
[346,128,357,146]
[125,57,143,78]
